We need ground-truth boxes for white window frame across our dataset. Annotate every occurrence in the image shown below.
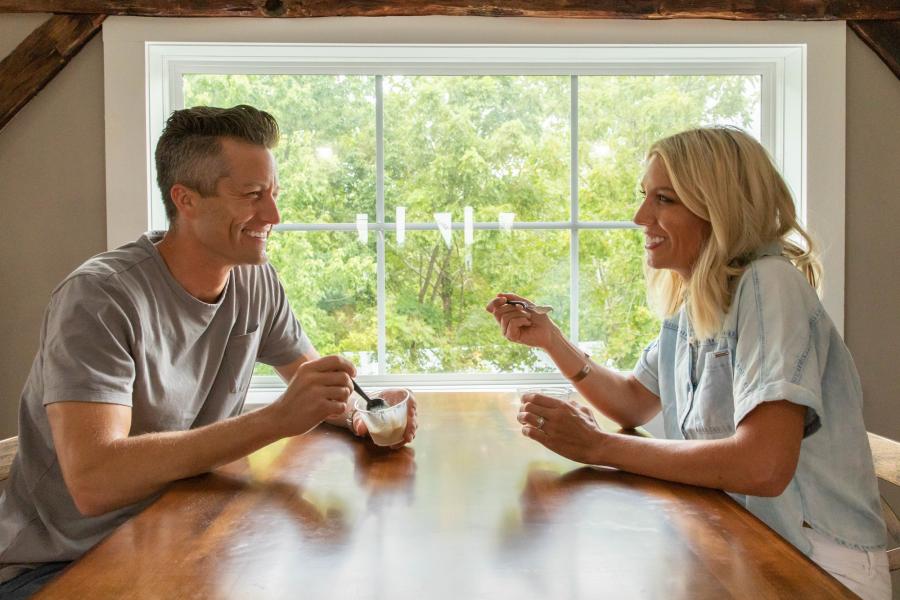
[103,17,845,392]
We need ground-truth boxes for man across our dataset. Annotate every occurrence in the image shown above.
[0,105,417,597]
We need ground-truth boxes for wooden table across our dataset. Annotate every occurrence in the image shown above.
[35,392,854,599]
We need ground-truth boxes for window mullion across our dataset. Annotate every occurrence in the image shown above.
[570,75,580,346]
[376,75,386,376]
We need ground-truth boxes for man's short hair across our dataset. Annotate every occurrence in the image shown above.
[154,105,280,223]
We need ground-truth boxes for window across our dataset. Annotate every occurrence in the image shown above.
[104,19,845,388]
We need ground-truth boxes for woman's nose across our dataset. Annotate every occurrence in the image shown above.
[633,197,652,227]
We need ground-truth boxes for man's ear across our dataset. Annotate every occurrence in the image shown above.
[169,184,200,219]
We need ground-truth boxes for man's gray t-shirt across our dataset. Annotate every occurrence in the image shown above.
[0,232,312,565]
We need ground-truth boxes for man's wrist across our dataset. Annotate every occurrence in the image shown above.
[345,407,360,436]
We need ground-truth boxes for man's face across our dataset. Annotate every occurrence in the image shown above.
[190,138,280,268]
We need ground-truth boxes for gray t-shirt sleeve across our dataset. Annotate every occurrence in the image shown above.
[42,275,135,407]
[256,264,313,366]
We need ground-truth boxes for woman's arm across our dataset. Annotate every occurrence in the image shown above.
[488,292,660,429]
[543,327,661,429]
[520,396,805,497]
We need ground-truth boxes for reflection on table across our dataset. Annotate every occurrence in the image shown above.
[35,392,854,599]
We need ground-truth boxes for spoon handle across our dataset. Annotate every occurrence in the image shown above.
[352,379,374,403]
[506,300,554,314]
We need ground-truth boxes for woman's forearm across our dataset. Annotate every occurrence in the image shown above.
[590,401,803,498]
[593,434,779,495]
[544,330,660,428]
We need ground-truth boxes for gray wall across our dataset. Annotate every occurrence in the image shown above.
[0,14,107,437]
[845,29,900,439]
[844,30,900,597]
[0,16,897,446]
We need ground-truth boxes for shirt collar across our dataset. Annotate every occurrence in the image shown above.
[756,241,783,258]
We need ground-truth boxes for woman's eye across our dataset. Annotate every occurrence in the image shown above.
[657,194,674,204]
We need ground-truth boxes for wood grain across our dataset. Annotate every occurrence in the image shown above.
[0,436,16,481]
[32,392,854,599]
[0,14,105,131]
[849,20,900,81]
[1,0,899,20]
[868,431,900,488]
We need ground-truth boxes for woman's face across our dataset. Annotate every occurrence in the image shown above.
[634,155,711,278]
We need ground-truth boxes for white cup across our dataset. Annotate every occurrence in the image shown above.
[355,388,410,447]
[516,387,573,403]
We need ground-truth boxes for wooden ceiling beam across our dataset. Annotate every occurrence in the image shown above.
[849,20,900,80]
[0,14,105,131]
[1,1,899,20]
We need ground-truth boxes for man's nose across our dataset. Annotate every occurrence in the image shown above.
[261,191,281,225]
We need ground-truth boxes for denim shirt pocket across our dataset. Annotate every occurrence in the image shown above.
[682,348,735,439]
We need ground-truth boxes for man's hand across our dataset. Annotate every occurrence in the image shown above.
[270,355,356,438]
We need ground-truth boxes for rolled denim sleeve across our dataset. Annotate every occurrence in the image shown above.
[633,338,661,398]
[731,259,824,437]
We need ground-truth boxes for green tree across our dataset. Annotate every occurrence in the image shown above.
[183,72,758,375]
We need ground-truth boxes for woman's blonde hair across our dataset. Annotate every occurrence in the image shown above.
[644,127,821,340]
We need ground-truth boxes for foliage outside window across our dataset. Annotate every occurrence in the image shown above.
[183,73,759,378]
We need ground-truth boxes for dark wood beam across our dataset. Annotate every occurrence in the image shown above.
[1,1,899,20]
[849,20,900,80]
[0,14,105,131]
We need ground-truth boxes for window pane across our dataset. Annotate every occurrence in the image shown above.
[385,229,570,374]
[183,74,376,223]
[578,75,761,221]
[579,228,658,371]
[265,231,378,375]
[384,76,570,225]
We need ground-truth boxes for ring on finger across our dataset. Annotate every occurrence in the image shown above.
[536,415,546,430]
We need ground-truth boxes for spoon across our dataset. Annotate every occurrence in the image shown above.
[506,300,554,315]
[353,379,387,411]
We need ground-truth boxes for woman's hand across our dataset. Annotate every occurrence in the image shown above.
[518,392,607,465]
[485,293,559,351]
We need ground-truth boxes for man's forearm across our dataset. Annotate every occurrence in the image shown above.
[67,404,285,516]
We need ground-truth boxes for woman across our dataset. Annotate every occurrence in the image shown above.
[487,127,890,599]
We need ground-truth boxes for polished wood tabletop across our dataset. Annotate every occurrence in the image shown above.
[35,392,853,599]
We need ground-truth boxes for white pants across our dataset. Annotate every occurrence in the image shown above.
[803,527,891,600]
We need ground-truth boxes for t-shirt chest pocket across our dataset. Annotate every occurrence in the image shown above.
[223,327,260,394]
[682,348,735,439]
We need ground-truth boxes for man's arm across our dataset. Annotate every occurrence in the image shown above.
[48,354,355,517]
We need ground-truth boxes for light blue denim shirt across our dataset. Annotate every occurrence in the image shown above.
[633,244,886,554]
